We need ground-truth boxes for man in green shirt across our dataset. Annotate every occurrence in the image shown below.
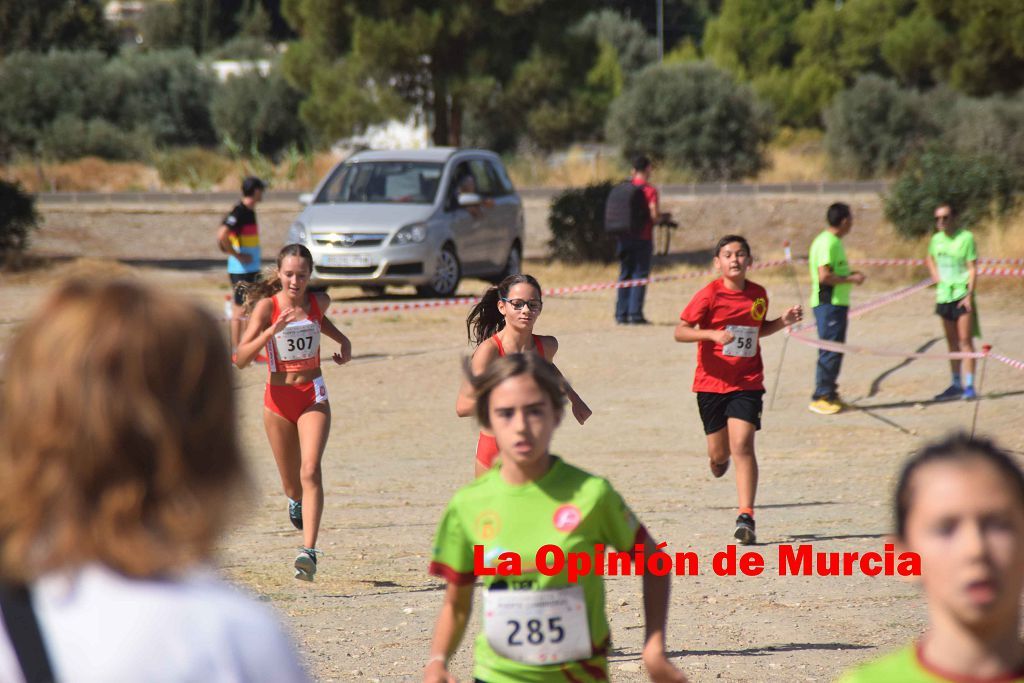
[927,203,979,401]
[807,202,866,415]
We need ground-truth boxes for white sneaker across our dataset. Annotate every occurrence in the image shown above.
[294,548,321,581]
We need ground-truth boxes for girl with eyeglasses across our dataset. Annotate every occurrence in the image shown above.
[457,274,591,476]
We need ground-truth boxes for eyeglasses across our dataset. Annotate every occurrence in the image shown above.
[500,298,543,313]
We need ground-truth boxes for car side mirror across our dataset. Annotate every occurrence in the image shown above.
[457,192,482,207]
[299,192,313,206]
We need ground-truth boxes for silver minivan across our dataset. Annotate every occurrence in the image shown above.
[287,148,524,297]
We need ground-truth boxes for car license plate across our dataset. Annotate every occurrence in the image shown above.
[321,253,373,267]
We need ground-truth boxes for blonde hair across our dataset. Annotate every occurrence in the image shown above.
[468,353,566,429]
[0,277,246,581]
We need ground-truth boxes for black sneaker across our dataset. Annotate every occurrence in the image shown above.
[734,514,756,545]
[628,317,651,325]
[288,499,303,530]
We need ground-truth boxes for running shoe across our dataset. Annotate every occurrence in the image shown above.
[294,548,321,581]
[734,514,756,545]
[808,398,842,415]
[288,499,303,530]
[709,456,730,478]
[933,384,964,401]
[962,386,977,401]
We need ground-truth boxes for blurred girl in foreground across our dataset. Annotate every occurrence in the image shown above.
[840,433,1024,682]
[0,277,308,682]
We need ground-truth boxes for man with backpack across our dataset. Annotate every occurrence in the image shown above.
[606,156,667,324]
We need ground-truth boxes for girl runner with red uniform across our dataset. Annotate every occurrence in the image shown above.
[427,353,687,683]
[237,244,352,580]
[839,433,1024,683]
[457,274,591,477]
[674,235,802,545]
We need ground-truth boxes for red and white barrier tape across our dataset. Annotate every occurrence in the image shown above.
[326,259,793,317]
[791,257,1022,267]
[786,278,1023,370]
[978,266,1024,277]
[790,332,985,360]
[787,278,935,334]
[991,352,1024,371]
[846,278,936,319]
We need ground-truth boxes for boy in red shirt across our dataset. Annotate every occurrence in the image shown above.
[674,235,803,544]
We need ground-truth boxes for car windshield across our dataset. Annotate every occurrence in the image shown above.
[315,161,444,205]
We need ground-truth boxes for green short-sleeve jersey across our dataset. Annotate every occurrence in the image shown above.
[429,456,646,683]
[929,229,977,303]
[839,643,1024,683]
[809,229,852,307]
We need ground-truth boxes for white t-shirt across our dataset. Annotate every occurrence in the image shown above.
[0,564,310,683]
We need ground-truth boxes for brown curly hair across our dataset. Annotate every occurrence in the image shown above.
[0,277,248,581]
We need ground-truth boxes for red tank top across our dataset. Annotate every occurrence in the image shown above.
[266,293,323,373]
[492,334,545,358]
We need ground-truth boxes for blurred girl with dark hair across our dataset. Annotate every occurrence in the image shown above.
[839,433,1024,682]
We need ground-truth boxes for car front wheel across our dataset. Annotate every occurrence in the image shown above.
[416,244,461,298]
[489,243,522,284]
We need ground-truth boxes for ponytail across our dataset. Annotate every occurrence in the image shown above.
[240,269,282,313]
[466,286,503,345]
[240,243,314,313]
[465,274,542,345]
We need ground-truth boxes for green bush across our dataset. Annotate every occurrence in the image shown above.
[0,180,39,265]
[605,62,774,181]
[0,50,110,156]
[0,49,216,159]
[100,49,217,147]
[883,148,1020,239]
[941,92,1024,170]
[155,147,232,190]
[211,68,307,158]
[41,116,151,161]
[824,75,940,178]
[548,182,617,263]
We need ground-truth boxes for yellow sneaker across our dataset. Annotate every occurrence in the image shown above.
[808,398,842,415]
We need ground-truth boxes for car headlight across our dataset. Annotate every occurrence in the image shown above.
[287,221,307,244]
[391,222,427,245]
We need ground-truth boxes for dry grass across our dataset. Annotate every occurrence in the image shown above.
[981,208,1024,258]
[0,151,344,193]
[756,128,831,183]
[1,157,162,193]
[1,129,834,193]
[505,149,625,188]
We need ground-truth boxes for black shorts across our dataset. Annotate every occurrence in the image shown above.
[935,300,969,321]
[229,272,259,306]
[696,390,764,434]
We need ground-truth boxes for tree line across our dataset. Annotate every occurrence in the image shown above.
[0,0,1022,184]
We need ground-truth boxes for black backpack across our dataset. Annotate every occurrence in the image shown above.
[604,181,649,236]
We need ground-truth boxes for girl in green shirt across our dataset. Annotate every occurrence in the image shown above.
[927,204,979,401]
[425,354,687,683]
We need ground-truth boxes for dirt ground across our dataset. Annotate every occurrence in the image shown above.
[2,194,1022,682]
